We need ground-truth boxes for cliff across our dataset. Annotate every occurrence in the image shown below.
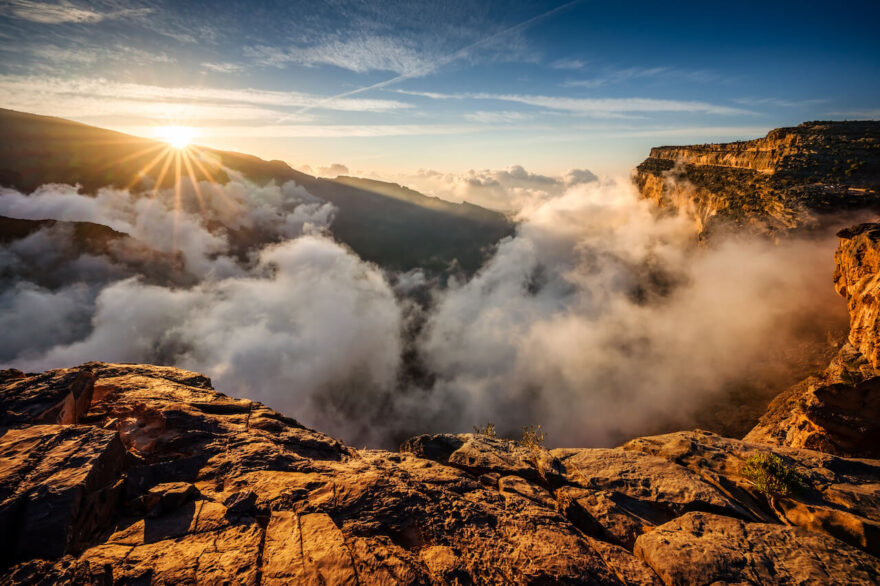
[746,223,880,456]
[634,121,880,235]
[2,360,879,584]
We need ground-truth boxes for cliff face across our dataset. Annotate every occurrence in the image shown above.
[634,121,880,235]
[2,361,880,584]
[746,223,880,457]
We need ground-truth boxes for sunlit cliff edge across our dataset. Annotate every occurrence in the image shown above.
[3,123,880,584]
[634,121,880,235]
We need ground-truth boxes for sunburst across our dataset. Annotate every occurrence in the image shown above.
[157,125,197,149]
[86,122,239,255]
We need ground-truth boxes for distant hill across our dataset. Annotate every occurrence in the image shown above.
[0,108,514,273]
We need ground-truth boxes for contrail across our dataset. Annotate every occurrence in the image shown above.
[279,0,582,121]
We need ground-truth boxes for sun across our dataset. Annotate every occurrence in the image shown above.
[157,125,196,149]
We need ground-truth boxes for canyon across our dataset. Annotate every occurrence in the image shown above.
[634,121,880,236]
[2,122,880,584]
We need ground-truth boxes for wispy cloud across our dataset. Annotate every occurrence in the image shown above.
[733,97,827,108]
[122,123,484,138]
[550,58,588,70]
[201,61,245,74]
[0,76,413,121]
[464,110,532,123]
[1,0,151,24]
[561,66,719,89]
[26,43,175,66]
[395,89,752,116]
[284,0,582,118]
[246,37,430,75]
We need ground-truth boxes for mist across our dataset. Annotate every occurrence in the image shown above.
[0,172,852,447]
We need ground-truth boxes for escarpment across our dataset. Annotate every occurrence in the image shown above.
[634,121,880,235]
[746,222,880,457]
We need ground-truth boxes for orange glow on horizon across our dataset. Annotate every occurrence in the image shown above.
[156,125,197,149]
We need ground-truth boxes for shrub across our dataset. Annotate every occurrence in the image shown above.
[473,422,497,438]
[742,452,804,498]
[519,424,545,449]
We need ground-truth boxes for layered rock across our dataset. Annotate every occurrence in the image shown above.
[634,121,880,235]
[3,364,880,584]
[747,223,880,457]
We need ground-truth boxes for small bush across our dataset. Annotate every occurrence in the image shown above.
[742,452,804,498]
[519,424,545,449]
[473,422,497,438]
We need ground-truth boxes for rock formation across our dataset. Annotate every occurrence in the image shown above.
[746,222,880,457]
[2,360,879,584]
[634,121,880,235]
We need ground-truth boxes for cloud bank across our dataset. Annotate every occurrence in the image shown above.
[0,173,850,448]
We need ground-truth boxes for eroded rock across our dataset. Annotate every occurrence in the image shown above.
[634,512,880,585]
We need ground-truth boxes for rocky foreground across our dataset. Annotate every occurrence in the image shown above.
[1,360,880,585]
[634,121,880,235]
[2,226,880,584]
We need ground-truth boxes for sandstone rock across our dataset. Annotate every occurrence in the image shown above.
[3,363,879,584]
[634,512,880,585]
[401,433,568,488]
[0,424,125,564]
[623,430,880,556]
[0,367,95,427]
[552,447,752,548]
[746,223,880,458]
[634,121,880,237]
[262,511,359,585]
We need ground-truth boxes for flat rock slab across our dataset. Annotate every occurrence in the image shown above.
[0,424,125,563]
[635,511,880,585]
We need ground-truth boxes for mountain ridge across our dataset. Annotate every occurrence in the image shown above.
[0,108,514,273]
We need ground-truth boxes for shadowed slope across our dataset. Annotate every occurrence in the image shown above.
[0,108,513,273]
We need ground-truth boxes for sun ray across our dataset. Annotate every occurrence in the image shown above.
[173,150,183,251]
[97,141,166,173]
[125,145,172,191]
[181,149,207,215]
[151,147,175,196]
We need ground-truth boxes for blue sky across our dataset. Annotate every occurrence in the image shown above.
[0,0,878,177]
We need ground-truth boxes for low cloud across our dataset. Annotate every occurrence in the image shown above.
[0,173,853,448]
[414,178,848,445]
[316,163,350,177]
[394,165,598,212]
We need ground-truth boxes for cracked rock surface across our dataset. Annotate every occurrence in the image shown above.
[2,362,879,584]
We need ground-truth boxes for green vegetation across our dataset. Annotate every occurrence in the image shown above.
[742,452,804,498]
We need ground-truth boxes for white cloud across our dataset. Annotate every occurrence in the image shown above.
[246,37,431,75]
[734,97,827,108]
[464,110,532,123]
[394,164,597,212]
[315,163,350,177]
[550,58,587,70]
[0,75,413,122]
[482,94,752,116]
[2,0,151,24]
[201,61,244,74]
[561,67,719,89]
[395,89,750,116]
[27,43,176,66]
[188,124,482,138]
